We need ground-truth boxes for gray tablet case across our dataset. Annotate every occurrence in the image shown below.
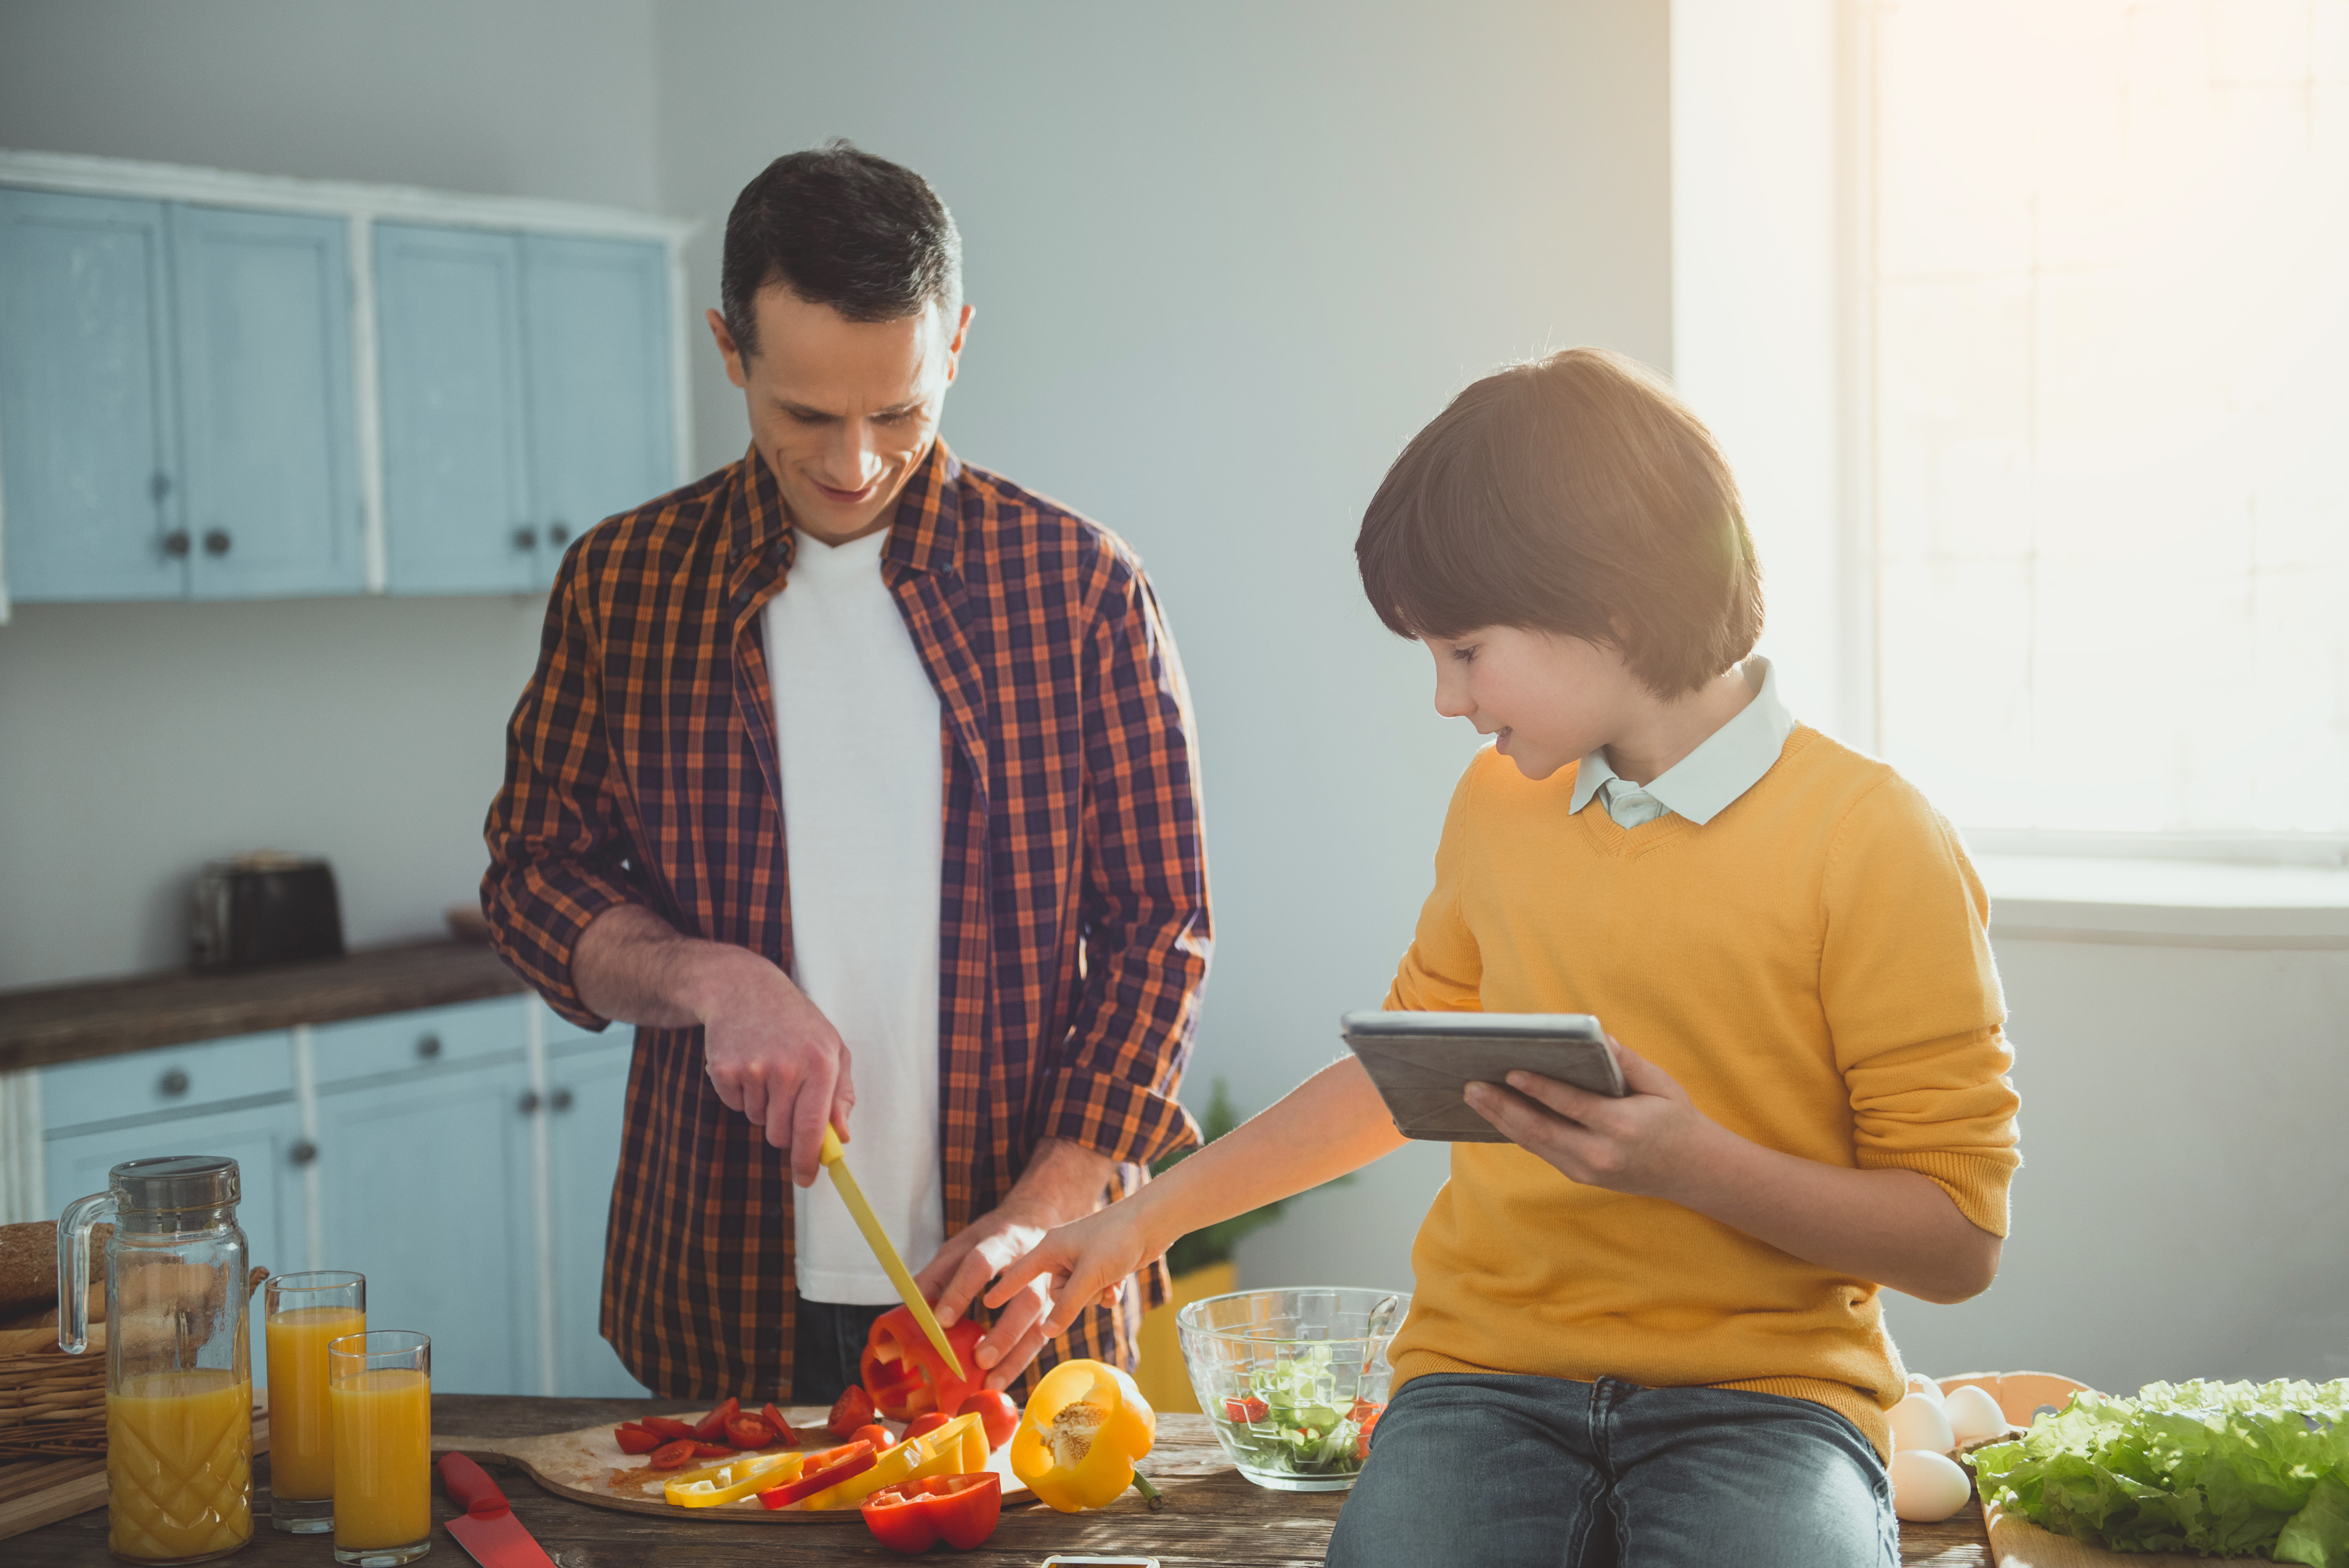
[1341,1011,1623,1142]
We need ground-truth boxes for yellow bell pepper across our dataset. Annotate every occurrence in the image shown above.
[1010,1358,1158,1513]
[799,1411,990,1510]
[663,1450,801,1508]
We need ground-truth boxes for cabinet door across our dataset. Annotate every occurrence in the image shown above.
[47,1097,304,1387]
[170,205,363,599]
[0,189,185,601]
[543,1035,648,1396]
[522,236,673,588]
[312,1058,536,1394]
[375,224,536,594]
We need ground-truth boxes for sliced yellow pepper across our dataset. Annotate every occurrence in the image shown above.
[663,1451,801,1508]
[1010,1358,1157,1513]
[799,1411,991,1510]
[906,1411,989,1483]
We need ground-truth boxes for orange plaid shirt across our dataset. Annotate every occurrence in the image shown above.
[482,439,1210,1400]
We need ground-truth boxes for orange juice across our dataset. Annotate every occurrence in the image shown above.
[330,1367,431,1550]
[265,1305,364,1499]
[106,1369,253,1562]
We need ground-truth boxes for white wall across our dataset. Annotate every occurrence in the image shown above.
[0,0,662,986]
[655,0,1674,1297]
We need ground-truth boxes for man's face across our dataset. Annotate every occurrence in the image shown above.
[707,286,973,545]
[1422,625,1642,781]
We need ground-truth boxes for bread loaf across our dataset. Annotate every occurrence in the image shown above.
[0,1221,108,1317]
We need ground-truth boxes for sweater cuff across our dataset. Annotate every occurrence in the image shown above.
[1858,1147,2019,1239]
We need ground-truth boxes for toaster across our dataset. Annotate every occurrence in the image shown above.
[190,853,345,971]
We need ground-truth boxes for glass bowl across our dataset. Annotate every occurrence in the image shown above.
[1175,1286,1408,1491]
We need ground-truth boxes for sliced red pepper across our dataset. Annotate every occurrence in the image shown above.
[691,1396,740,1443]
[828,1383,877,1438]
[859,1306,987,1421]
[860,1473,1002,1553]
[1225,1394,1269,1423]
[639,1415,695,1440]
[726,1413,776,1450]
[614,1423,662,1455]
[796,1440,867,1471]
[902,1411,952,1442]
[647,1438,697,1470]
[956,1390,1020,1448]
[760,1402,802,1449]
[758,1442,875,1509]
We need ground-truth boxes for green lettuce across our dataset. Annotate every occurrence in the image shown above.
[1968,1379,2349,1563]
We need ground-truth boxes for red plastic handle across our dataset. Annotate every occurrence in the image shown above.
[437,1451,510,1518]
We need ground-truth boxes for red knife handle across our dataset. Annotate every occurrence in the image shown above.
[438,1451,511,1518]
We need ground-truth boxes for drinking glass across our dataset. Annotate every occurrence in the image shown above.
[265,1270,365,1532]
[328,1329,431,1565]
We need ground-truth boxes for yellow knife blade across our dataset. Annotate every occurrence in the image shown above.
[817,1125,967,1380]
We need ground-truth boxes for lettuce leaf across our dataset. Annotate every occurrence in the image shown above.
[1968,1380,2349,1562]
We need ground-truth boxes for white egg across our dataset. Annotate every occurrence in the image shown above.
[1890,1448,1973,1523]
[1888,1391,1956,1454]
[1942,1383,2009,1447]
[1904,1373,1945,1404]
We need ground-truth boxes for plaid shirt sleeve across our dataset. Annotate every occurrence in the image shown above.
[480,546,644,1030]
[1040,547,1211,1169]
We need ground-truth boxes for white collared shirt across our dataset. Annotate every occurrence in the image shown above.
[1569,658,1796,828]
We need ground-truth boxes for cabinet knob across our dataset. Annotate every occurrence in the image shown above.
[158,1068,190,1098]
[202,528,232,557]
[512,525,539,552]
[551,1088,575,1113]
[416,1034,443,1060]
[548,522,570,546]
[290,1140,318,1168]
[519,1090,542,1115]
[162,530,192,559]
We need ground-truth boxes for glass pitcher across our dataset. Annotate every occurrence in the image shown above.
[59,1154,255,1564]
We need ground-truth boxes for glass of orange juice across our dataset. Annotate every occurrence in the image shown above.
[265,1270,365,1533]
[328,1329,432,1565]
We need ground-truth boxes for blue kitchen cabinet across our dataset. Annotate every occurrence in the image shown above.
[541,1026,648,1396]
[375,225,536,594]
[0,189,185,601]
[169,205,365,599]
[521,236,674,589]
[310,1001,537,1395]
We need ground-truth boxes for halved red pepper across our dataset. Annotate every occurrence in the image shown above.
[758,1441,875,1509]
[692,1397,740,1443]
[761,1403,802,1449]
[726,1413,776,1450]
[860,1473,1003,1553]
[647,1438,697,1470]
[639,1415,695,1440]
[859,1305,987,1421]
[829,1383,877,1438]
[614,1423,662,1455]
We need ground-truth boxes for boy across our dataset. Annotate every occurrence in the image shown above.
[981,348,2019,1566]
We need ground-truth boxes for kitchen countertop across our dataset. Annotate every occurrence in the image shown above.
[11,1395,1993,1565]
[0,940,526,1073]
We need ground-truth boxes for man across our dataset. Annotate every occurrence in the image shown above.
[483,141,1209,1404]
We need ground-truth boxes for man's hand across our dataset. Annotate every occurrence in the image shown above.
[1463,1036,1720,1201]
[914,1139,1119,1390]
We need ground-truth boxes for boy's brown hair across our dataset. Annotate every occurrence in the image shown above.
[1355,347,1763,697]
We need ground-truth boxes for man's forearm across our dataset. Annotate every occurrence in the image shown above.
[573,903,782,1028]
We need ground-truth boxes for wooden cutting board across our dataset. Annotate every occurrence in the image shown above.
[1985,1499,2285,1566]
[430,1407,1033,1525]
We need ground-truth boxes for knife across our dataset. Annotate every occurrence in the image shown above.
[819,1124,967,1379]
[439,1451,557,1568]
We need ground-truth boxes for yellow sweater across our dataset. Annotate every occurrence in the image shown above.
[1382,728,2020,1461]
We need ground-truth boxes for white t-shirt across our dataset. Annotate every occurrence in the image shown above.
[762,526,946,1303]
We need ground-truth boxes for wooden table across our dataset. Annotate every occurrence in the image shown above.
[11,1394,1994,1565]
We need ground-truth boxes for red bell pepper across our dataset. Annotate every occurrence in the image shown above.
[859,1473,1002,1553]
[956,1390,1020,1448]
[726,1414,776,1450]
[758,1441,875,1510]
[647,1438,697,1470]
[614,1423,662,1455]
[829,1383,877,1438]
[691,1397,740,1443]
[639,1415,695,1440]
[859,1305,987,1421]
[761,1402,802,1449]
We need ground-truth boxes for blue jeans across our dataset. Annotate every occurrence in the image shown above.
[789,1299,891,1406]
[1325,1373,1896,1568]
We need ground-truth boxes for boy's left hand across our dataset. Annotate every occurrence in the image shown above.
[1464,1038,1718,1200]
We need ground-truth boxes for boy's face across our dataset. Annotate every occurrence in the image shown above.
[1424,626,1642,781]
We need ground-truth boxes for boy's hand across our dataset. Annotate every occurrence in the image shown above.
[1464,1037,1720,1200]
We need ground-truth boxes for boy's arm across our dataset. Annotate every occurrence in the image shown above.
[983,1056,1407,1338]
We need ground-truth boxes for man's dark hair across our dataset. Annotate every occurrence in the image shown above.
[720,139,962,357]
[1355,347,1763,698]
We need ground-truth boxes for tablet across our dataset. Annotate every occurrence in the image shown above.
[1341,1011,1623,1142]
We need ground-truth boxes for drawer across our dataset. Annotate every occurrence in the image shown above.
[41,1031,295,1133]
[310,997,526,1086]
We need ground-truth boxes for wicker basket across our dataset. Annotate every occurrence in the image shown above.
[0,1328,107,1460]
